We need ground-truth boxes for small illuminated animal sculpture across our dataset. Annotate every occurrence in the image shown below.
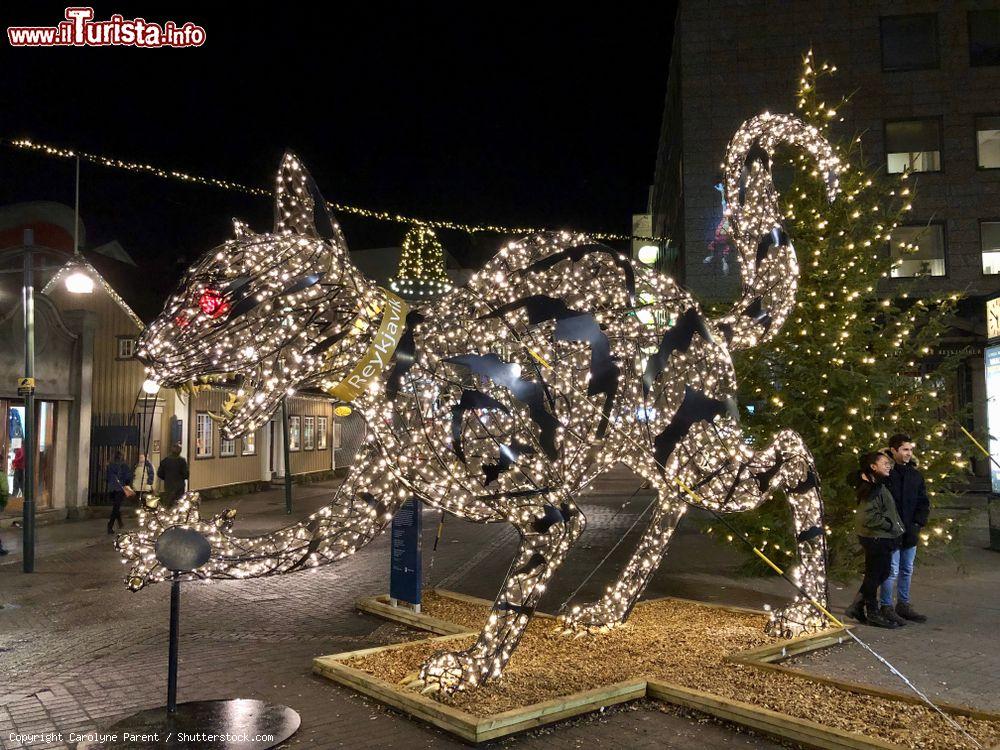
[120,113,840,694]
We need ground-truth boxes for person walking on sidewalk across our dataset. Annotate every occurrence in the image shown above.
[845,451,905,629]
[11,446,24,497]
[157,443,189,507]
[106,452,133,535]
[131,452,155,504]
[879,433,930,624]
[0,453,8,556]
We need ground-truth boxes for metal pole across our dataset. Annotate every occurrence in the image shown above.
[22,250,35,574]
[73,156,80,256]
[281,397,292,514]
[167,572,180,712]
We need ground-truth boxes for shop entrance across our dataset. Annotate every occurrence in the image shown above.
[2,398,56,511]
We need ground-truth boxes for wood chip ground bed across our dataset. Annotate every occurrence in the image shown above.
[311,590,1000,748]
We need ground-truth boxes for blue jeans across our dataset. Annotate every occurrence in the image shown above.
[880,545,917,606]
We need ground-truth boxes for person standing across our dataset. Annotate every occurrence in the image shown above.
[106,452,133,535]
[845,451,905,628]
[157,443,189,507]
[0,452,8,555]
[879,433,930,624]
[11,446,24,497]
[131,452,155,503]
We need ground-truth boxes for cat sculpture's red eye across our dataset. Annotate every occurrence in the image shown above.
[198,288,230,318]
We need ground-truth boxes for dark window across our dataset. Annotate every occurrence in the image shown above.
[889,223,946,278]
[969,10,1000,67]
[885,119,942,173]
[881,14,939,71]
[977,116,1000,168]
[983,222,1000,275]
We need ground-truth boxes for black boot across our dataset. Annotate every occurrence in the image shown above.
[864,600,898,629]
[845,592,866,623]
[880,604,907,627]
[896,602,927,623]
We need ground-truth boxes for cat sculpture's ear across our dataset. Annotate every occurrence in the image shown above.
[273,151,349,250]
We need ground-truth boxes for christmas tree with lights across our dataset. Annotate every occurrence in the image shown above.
[715,51,969,577]
[390,224,453,300]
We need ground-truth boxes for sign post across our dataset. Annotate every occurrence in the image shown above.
[389,498,422,611]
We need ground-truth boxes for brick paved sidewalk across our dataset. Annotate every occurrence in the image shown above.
[0,468,995,749]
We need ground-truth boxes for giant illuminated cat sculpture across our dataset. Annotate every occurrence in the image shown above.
[119,113,840,694]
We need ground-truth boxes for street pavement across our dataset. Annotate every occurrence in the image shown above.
[0,467,996,749]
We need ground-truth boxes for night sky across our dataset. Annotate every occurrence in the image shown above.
[1,3,676,300]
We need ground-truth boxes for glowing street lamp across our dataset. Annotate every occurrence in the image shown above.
[64,267,95,294]
[637,244,659,265]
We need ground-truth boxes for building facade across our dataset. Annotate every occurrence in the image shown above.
[651,1,1000,483]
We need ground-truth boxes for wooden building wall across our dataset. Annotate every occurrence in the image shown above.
[287,396,334,475]
[46,283,145,417]
[187,390,268,491]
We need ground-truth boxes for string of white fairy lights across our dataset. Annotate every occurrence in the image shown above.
[2,137,668,243]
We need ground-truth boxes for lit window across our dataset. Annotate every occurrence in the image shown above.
[288,416,301,451]
[195,412,213,458]
[317,416,328,449]
[889,224,946,278]
[969,10,1000,67]
[303,416,315,450]
[332,421,342,450]
[243,432,256,455]
[220,436,235,457]
[982,222,1000,275]
[880,14,939,71]
[117,337,137,360]
[977,116,1000,169]
[885,120,941,174]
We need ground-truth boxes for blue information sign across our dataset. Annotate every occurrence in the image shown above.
[389,498,422,606]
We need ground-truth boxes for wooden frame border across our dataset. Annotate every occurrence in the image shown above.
[312,589,999,747]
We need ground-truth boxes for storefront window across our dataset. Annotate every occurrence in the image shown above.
[317,416,328,449]
[303,416,315,450]
[195,412,213,458]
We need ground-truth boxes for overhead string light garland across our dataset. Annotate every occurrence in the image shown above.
[4,137,665,243]
[120,113,839,695]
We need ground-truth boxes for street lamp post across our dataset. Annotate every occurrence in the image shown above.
[281,397,292,514]
[21,249,35,573]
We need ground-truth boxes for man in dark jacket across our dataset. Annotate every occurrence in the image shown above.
[879,433,930,624]
[157,443,189,507]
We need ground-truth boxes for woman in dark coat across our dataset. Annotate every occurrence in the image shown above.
[844,451,905,628]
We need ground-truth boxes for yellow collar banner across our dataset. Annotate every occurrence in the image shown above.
[329,289,410,403]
